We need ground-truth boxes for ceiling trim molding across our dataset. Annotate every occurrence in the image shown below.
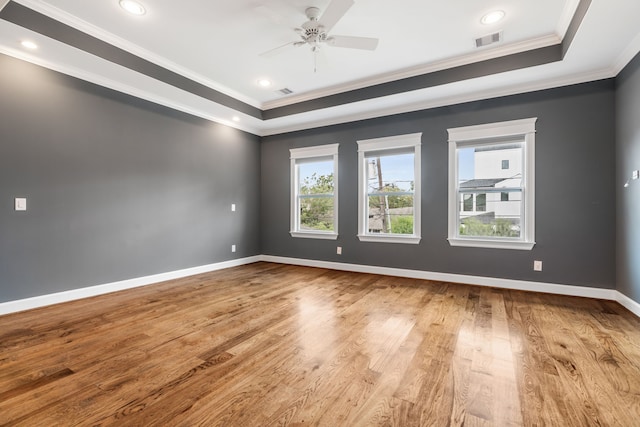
[0,1,263,119]
[263,34,562,110]
[261,68,616,136]
[12,0,261,109]
[0,43,261,135]
[263,44,564,120]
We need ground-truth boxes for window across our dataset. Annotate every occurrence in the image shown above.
[357,133,421,244]
[290,144,339,240]
[447,118,536,250]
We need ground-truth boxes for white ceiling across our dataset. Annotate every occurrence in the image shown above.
[1,0,640,135]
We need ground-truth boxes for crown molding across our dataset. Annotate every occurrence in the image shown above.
[12,0,262,109]
[260,67,615,136]
[556,0,581,40]
[612,30,640,75]
[262,34,561,110]
[0,41,262,135]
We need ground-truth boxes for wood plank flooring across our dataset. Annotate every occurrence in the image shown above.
[1,262,639,426]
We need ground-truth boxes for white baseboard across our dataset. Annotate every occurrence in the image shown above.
[0,256,260,316]
[2,254,638,319]
[259,255,619,301]
[615,291,640,318]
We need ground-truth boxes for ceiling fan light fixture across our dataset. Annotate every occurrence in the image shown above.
[481,10,505,25]
[119,0,146,16]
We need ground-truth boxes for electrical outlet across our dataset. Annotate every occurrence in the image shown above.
[231,244,236,253]
[533,260,543,271]
[231,203,236,212]
[336,246,342,255]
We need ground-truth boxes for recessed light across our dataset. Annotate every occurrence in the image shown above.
[21,40,38,50]
[119,0,146,16]
[481,10,505,25]
[257,78,272,88]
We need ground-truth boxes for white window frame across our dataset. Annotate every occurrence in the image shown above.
[357,133,422,244]
[447,118,536,250]
[290,144,339,240]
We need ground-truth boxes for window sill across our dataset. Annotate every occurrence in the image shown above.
[290,231,338,240]
[448,237,535,250]
[357,234,421,244]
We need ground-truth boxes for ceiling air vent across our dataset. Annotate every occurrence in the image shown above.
[475,31,502,48]
[278,88,293,95]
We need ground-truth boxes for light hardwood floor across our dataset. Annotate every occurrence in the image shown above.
[1,262,639,426]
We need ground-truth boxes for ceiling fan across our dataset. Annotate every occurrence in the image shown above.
[259,0,379,61]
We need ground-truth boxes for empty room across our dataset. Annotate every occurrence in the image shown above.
[1,0,640,425]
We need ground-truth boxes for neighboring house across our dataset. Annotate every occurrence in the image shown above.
[459,144,523,226]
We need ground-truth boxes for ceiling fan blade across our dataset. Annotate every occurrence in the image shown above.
[259,41,296,58]
[326,35,379,51]
[318,0,354,33]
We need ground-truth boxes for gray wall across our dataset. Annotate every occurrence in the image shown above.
[616,52,640,303]
[261,80,616,288]
[0,54,261,303]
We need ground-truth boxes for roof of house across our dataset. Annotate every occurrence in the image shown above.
[459,178,506,188]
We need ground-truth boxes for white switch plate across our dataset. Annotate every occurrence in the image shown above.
[231,203,236,212]
[533,260,543,271]
[336,246,342,255]
[231,244,236,253]
[633,170,639,180]
[15,198,27,211]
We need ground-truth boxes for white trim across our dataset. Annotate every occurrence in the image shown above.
[357,234,421,244]
[357,133,422,243]
[0,0,10,11]
[290,143,339,159]
[12,0,261,109]
[290,231,338,240]
[447,118,537,142]
[357,133,424,152]
[447,238,535,250]
[1,256,638,319]
[260,68,615,137]
[260,255,618,301]
[0,44,261,136]
[262,35,561,110]
[615,291,640,318]
[290,144,339,237]
[0,256,260,316]
[447,118,536,250]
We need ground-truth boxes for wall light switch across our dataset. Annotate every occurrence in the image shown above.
[15,198,27,211]
[633,170,639,180]
[231,203,236,212]
[533,260,543,271]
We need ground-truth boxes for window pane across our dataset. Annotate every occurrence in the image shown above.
[367,195,414,234]
[299,161,334,195]
[458,143,523,184]
[462,194,473,211]
[366,152,414,235]
[299,197,334,231]
[476,193,486,211]
[458,190,522,238]
[366,153,414,194]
